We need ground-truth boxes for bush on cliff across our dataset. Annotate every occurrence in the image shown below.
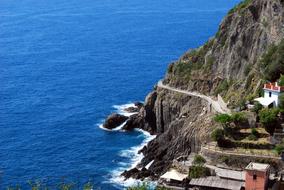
[214,114,232,125]
[211,128,225,146]
[259,108,279,135]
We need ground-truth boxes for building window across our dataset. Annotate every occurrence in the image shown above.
[269,92,272,97]
[253,174,257,180]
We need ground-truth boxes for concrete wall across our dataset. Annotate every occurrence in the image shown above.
[264,90,279,107]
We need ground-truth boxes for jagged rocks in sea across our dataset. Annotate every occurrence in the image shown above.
[103,113,128,130]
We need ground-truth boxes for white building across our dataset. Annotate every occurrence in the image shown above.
[254,82,284,107]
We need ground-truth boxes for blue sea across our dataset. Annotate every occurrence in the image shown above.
[0,0,240,189]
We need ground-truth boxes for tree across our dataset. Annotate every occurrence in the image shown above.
[211,128,225,146]
[188,166,210,179]
[192,155,206,166]
[259,108,279,135]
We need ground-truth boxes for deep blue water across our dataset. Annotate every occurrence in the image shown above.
[0,0,240,189]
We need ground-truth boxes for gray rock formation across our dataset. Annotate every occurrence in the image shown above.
[103,113,128,130]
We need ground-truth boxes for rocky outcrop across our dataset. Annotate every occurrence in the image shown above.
[123,102,143,113]
[103,113,128,130]
[118,0,284,180]
[122,88,216,179]
[165,0,284,106]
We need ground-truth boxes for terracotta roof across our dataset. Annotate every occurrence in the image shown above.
[264,82,284,92]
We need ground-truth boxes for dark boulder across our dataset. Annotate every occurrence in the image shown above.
[122,114,144,131]
[134,102,144,109]
[103,113,128,130]
[123,102,144,113]
[121,167,154,180]
[124,106,139,113]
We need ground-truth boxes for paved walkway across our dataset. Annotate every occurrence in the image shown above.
[157,80,230,114]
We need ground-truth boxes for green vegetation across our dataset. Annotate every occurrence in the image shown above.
[261,39,284,81]
[189,155,209,179]
[248,128,259,141]
[193,155,206,166]
[231,112,246,123]
[274,144,284,155]
[214,113,246,125]
[259,108,279,135]
[188,165,210,179]
[253,102,263,114]
[228,0,253,15]
[6,181,95,190]
[278,75,284,86]
[127,183,169,190]
[127,183,149,190]
[279,94,284,110]
[211,128,225,146]
[170,39,215,81]
[214,114,232,124]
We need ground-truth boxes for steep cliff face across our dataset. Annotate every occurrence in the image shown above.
[122,0,284,179]
[165,0,284,106]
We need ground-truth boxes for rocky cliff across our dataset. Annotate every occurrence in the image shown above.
[121,0,284,180]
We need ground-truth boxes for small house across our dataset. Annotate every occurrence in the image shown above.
[245,162,270,190]
[255,82,284,108]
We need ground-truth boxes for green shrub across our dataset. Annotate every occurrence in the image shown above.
[231,112,246,123]
[214,114,232,124]
[211,128,225,142]
[193,155,206,166]
[188,166,210,179]
[253,102,263,113]
[259,108,279,135]
[274,144,284,155]
[248,128,259,141]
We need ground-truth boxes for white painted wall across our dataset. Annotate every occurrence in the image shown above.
[264,90,280,107]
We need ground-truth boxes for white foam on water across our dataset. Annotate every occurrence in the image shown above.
[109,130,156,188]
[112,120,128,131]
[98,103,157,188]
[113,103,139,117]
